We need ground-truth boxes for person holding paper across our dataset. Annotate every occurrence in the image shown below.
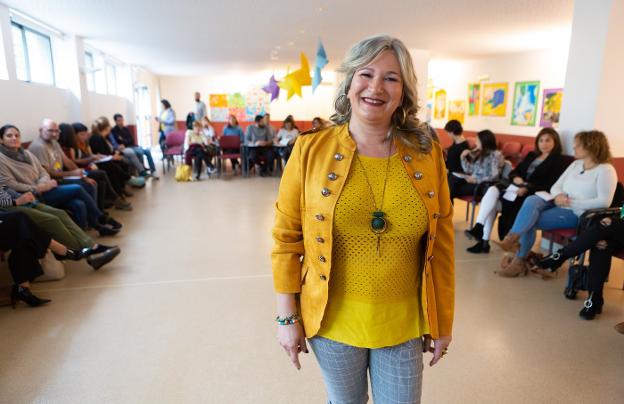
[495,131,617,277]
[275,116,299,165]
[464,128,567,253]
[448,129,503,200]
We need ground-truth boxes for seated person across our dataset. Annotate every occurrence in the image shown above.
[464,128,567,254]
[111,113,157,177]
[448,129,503,200]
[28,118,99,204]
[496,130,617,277]
[89,117,145,189]
[536,215,622,320]
[0,187,120,271]
[275,116,299,164]
[245,114,275,176]
[312,116,328,130]
[0,124,120,235]
[59,123,132,211]
[184,120,216,180]
[444,120,468,174]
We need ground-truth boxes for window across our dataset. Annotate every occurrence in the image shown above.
[105,62,117,95]
[10,22,55,85]
[0,28,8,80]
[85,51,95,91]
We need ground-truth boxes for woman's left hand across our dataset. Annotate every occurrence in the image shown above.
[422,335,452,366]
[466,176,477,184]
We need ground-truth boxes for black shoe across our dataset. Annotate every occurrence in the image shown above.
[10,285,51,308]
[53,247,92,261]
[86,246,121,270]
[579,293,604,320]
[537,250,566,272]
[464,223,484,240]
[97,225,120,236]
[100,215,123,230]
[467,240,490,254]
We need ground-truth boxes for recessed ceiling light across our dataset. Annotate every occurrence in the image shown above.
[298,29,305,34]
[288,41,295,46]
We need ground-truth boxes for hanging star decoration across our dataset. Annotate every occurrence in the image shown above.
[262,74,280,102]
[279,53,312,99]
[313,39,328,93]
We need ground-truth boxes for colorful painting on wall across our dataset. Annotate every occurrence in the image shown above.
[245,87,271,120]
[540,88,563,128]
[481,83,508,117]
[511,81,540,126]
[448,100,466,124]
[425,102,433,123]
[208,91,270,122]
[468,83,480,116]
[434,89,447,120]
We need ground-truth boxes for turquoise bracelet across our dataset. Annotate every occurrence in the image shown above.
[275,314,301,325]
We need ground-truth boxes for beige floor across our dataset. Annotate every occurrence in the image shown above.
[0,170,623,404]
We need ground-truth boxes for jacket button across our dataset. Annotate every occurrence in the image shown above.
[403,155,412,162]
[428,191,435,198]
[428,255,434,261]
[334,153,344,161]
[315,214,325,221]
[316,236,325,243]
[414,171,423,180]
[433,213,440,219]
[319,274,327,281]
[319,255,326,263]
[429,234,436,240]
[321,188,331,197]
[327,172,338,181]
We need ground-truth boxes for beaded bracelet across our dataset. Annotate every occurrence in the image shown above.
[275,313,301,325]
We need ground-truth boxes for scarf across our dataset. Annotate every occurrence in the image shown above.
[0,143,32,164]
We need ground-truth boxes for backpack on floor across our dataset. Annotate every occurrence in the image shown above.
[175,164,192,182]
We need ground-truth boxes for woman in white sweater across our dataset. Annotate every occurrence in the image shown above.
[496,130,617,277]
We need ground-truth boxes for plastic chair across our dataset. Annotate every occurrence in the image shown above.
[501,141,523,166]
[519,144,535,160]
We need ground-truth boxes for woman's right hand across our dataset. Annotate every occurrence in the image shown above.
[512,176,524,186]
[554,193,570,207]
[15,192,36,206]
[277,322,308,370]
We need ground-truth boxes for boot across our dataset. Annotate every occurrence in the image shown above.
[496,256,528,277]
[467,239,490,254]
[493,233,520,253]
[536,250,566,271]
[464,223,484,240]
[579,292,604,320]
[615,322,624,334]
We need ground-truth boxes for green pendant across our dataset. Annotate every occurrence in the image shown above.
[370,211,387,234]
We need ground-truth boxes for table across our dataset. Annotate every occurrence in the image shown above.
[241,144,289,177]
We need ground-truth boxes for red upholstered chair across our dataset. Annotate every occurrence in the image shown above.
[162,130,186,172]
[217,136,241,175]
[501,141,523,166]
[519,143,535,160]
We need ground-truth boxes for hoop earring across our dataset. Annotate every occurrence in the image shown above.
[338,93,351,117]
[395,106,407,128]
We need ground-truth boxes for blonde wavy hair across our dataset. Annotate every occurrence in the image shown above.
[575,130,612,164]
[91,116,111,137]
[330,34,431,154]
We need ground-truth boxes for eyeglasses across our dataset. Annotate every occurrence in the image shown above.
[46,129,60,133]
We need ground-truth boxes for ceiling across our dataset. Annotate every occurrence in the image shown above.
[2,0,575,76]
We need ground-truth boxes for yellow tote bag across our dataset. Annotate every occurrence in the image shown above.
[175,164,192,182]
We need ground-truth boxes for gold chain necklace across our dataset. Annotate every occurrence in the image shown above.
[354,135,394,256]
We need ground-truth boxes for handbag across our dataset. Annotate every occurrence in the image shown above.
[175,164,192,182]
[36,250,66,282]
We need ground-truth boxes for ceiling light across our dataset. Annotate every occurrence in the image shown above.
[288,41,295,46]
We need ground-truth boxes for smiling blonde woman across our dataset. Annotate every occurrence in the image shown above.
[272,34,455,403]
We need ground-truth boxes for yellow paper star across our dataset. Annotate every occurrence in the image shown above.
[278,53,312,100]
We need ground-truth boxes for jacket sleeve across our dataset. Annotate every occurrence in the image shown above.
[431,145,455,337]
[525,154,564,194]
[271,138,305,293]
[509,152,534,181]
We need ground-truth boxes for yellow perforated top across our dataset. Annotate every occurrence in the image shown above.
[317,153,429,348]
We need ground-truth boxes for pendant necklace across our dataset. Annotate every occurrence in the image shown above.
[355,133,394,256]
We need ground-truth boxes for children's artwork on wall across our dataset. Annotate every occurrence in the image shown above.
[511,81,540,126]
[434,89,447,119]
[209,94,229,121]
[210,108,229,122]
[468,83,480,116]
[209,94,228,109]
[425,102,432,123]
[481,83,508,117]
[245,87,271,120]
[540,88,563,128]
[448,100,466,124]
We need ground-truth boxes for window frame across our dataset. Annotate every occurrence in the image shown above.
[11,21,56,86]
[85,51,95,91]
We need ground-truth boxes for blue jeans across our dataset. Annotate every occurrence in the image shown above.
[510,195,579,258]
[41,184,102,229]
[308,336,423,404]
[133,146,156,172]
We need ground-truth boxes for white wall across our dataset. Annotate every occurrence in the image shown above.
[428,47,569,137]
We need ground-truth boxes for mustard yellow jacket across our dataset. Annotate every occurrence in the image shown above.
[271,124,455,339]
